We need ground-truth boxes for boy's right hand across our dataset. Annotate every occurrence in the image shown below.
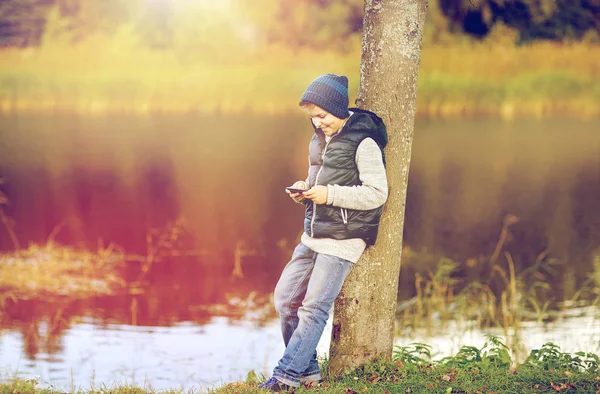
[285,181,307,203]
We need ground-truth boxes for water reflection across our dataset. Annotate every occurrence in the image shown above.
[1,318,286,391]
[2,116,599,270]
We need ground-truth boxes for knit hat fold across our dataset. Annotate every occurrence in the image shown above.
[299,73,350,119]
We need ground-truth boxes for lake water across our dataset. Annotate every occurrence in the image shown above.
[0,114,599,391]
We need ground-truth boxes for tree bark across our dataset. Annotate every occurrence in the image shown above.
[328,0,428,377]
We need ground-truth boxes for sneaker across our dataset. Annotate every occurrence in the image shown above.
[258,377,291,392]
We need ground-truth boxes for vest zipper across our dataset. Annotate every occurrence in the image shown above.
[311,134,337,237]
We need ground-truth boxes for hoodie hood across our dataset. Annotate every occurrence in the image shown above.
[345,108,388,149]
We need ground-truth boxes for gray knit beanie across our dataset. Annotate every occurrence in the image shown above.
[299,73,350,119]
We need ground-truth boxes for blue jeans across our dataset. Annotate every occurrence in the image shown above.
[272,243,353,387]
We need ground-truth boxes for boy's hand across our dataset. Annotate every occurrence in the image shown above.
[286,181,307,203]
[304,185,328,205]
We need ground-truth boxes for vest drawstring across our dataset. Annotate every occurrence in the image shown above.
[340,208,348,225]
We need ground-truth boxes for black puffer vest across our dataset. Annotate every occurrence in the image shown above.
[304,108,388,246]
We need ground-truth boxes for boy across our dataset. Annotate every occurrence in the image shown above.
[259,73,388,391]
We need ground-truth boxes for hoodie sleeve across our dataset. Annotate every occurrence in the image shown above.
[326,138,388,210]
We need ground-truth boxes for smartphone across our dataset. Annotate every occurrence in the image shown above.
[286,187,307,194]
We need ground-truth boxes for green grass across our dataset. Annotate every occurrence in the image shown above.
[0,379,185,394]
[3,338,600,393]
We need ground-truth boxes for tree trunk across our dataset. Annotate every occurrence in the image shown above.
[328,0,428,377]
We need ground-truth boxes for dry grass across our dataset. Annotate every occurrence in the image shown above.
[0,39,598,117]
[0,241,126,305]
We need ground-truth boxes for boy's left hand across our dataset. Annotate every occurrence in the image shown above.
[303,185,328,204]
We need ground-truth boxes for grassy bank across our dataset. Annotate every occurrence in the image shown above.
[3,338,600,393]
[0,242,127,306]
[0,41,598,118]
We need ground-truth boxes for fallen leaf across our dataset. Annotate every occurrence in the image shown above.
[405,388,412,393]
[304,380,321,389]
[345,387,358,394]
[550,381,575,391]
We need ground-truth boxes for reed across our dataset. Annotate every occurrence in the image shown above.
[397,243,600,348]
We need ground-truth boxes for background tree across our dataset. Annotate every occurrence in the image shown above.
[1,0,599,49]
[440,0,600,42]
[56,0,137,41]
[260,0,364,51]
[137,0,173,50]
[0,0,53,47]
[328,0,429,376]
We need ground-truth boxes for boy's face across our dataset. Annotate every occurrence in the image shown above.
[302,104,346,136]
